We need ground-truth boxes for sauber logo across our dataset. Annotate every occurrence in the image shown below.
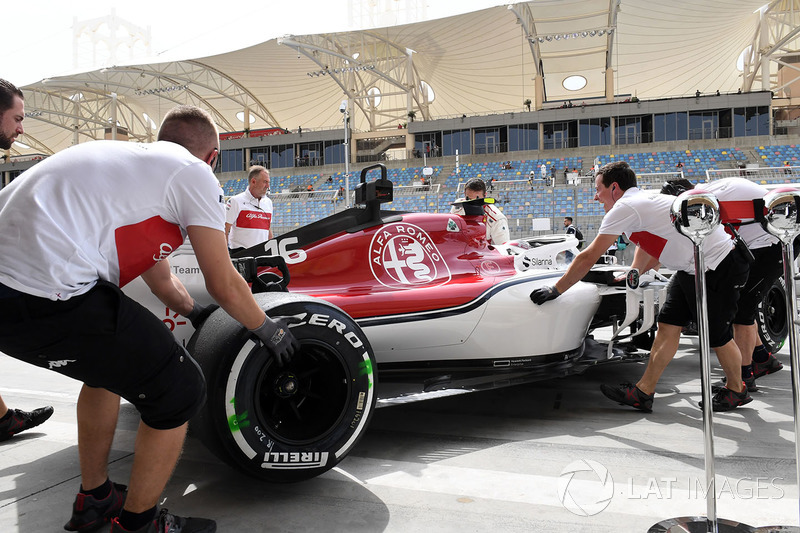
[369,222,451,289]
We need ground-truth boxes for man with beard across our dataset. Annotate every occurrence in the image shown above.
[0,79,55,442]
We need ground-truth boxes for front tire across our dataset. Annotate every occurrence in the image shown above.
[189,293,376,483]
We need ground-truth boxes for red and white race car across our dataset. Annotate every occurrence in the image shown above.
[122,165,695,483]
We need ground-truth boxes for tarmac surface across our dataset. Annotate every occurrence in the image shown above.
[1,332,799,532]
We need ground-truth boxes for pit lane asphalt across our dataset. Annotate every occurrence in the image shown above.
[1,333,798,532]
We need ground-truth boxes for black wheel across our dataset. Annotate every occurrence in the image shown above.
[188,292,376,483]
[757,276,788,354]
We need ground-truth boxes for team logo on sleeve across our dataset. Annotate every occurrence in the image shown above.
[369,222,451,289]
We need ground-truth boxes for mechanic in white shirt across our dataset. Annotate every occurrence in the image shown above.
[661,177,785,391]
[0,105,298,533]
[530,161,751,413]
[226,165,273,254]
[450,177,510,245]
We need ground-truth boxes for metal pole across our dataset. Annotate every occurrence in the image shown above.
[649,191,752,533]
[693,241,718,533]
[343,102,350,208]
[780,239,800,525]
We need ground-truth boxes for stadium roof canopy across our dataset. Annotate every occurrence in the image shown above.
[12,0,800,157]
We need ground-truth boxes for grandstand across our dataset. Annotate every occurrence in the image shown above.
[227,147,798,241]
[3,0,800,246]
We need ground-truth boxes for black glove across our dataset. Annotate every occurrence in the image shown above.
[249,315,300,366]
[530,285,560,305]
[185,302,219,329]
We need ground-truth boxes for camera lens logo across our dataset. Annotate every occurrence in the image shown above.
[558,459,614,516]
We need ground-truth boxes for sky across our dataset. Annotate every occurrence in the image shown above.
[3,0,505,86]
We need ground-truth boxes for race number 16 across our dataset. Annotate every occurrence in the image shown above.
[264,236,307,264]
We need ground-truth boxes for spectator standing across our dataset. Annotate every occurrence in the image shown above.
[0,79,54,442]
[540,163,547,181]
[225,165,273,255]
[0,103,299,532]
[531,161,751,413]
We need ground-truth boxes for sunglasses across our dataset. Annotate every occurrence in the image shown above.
[207,148,221,172]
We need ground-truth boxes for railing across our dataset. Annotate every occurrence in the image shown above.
[636,171,684,189]
[705,166,799,182]
[271,190,339,202]
[393,184,441,196]
[457,179,533,194]
[473,142,509,155]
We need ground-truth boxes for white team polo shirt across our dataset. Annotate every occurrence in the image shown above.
[225,189,273,250]
[0,140,225,300]
[597,187,733,273]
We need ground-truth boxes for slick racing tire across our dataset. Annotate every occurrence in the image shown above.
[757,276,788,355]
[188,292,377,483]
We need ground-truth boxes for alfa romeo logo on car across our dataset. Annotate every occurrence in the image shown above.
[557,459,614,516]
[369,222,451,289]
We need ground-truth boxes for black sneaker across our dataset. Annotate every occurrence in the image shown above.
[600,382,654,412]
[712,375,757,393]
[702,385,752,412]
[109,508,216,533]
[753,354,783,379]
[0,406,54,441]
[64,482,127,532]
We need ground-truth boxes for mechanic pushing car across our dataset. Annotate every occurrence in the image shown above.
[0,100,298,533]
[661,177,788,392]
[530,161,752,412]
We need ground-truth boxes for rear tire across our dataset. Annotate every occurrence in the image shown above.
[189,292,376,483]
[757,276,788,354]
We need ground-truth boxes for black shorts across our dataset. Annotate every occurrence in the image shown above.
[735,243,783,325]
[657,249,750,348]
[0,281,206,429]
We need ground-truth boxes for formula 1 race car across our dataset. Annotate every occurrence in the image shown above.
[122,165,777,483]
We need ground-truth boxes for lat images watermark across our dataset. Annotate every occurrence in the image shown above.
[557,459,786,517]
[558,459,614,517]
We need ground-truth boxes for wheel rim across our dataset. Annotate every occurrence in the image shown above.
[251,340,351,445]
[764,285,787,340]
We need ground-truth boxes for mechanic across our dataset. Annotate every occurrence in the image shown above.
[530,161,751,412]
[661,177,786,392]
[0,79,55,442]
[225,164,273,254]
[0,103,299,533]
[450,177,510,245]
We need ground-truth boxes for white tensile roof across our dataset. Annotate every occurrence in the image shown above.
[13,0,788,157]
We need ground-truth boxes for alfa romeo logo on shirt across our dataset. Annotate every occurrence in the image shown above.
[369,222,451,289]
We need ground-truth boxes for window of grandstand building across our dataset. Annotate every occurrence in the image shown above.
[323,140,346,165]
[250,147,269,167]
[220,149,244,173]
[578,118,611,147]
[508,124,538,152]
[270,144,295,168]
[615,116,652,145]
[473,127,506,155]
[413,133,441,158]
[654,112,689,142]
[542,121,577,150]
[442,129,470,156]
[734,106,770,136]
[688,111,724,140]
